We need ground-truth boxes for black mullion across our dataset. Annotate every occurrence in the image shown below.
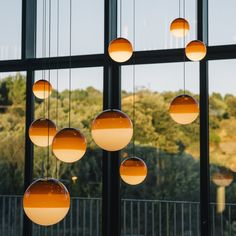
[198,0,210,235]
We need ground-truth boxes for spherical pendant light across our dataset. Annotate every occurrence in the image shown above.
[29,118,57,147]
[120,157,147,185]
[108,37,133,63]
[52,128,87,163]
[33,80,52,99]
[170,18,190,38]
[185,40,207,61]
[91,109,133,151]
[23,178,70,226]
[169,94,199,125]
[212,171,233,187]
[212,171,233,213]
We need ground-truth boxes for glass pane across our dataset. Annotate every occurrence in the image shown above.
[209,0,236,45]
[0,72,26,236]
[36,0,104,57]
[209,60,236,234]
[0,1,21,60]
[121,62,200,235]
[32,67,103,234]
[118,0,197,51]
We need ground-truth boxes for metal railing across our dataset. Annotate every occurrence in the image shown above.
[0,195,235,236]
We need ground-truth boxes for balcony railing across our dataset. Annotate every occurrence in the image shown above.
[0,196,235,236]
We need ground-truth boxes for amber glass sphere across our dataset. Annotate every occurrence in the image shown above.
[33,80,52,99]
[108,37,133,63]
[120,157,147,185]
[23,178,70,226]
[212,171,233,187]
[185,40,207,61]
[52,128,87,163]
[29,118,57,147]
[91,109,133,151]
[169,95,199,125]
[170,18,190,38]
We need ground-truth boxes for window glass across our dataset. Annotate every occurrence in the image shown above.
[0,1,21,60]
[32,67,103,234]
[209,0,236,45]
[209,60,236,234]
[118,0,197,51]
[121,62,200,235]
[37,0,104,57]
[0,72,26,236]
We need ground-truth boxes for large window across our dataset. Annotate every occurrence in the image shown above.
[0,0,235,235]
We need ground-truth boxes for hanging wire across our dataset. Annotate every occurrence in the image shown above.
[132,0,136,157]
[68,0,72,128]
[47,0,52,178]
[55,0,60,179]
[183,0,186,94]
[120,0,122,37]
[179,0,181,18]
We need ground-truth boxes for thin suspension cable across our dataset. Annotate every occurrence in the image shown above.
[132,0,136,157]
[55,0,60,179]
[120,0,122,37]
[47,0,52,178]
[183,0,186,94]
[68,0,72,128]
[179,0,181,18]
[56,0,60,128]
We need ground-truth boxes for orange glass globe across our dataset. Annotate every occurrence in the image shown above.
[52,128,87,163]
[91,109,133,151]
[169,94,199,125]
[120,157,147,185]
[23,178,70,226]
[29,118,57,147]
[212,171,233,187]
[108,37,133,63]
[170,18,190,38]
[185,40,207,61]
[33,80,52,99]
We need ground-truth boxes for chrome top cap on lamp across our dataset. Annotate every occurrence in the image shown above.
[33,79,52,99]
[52,128,87,163]
[91,109,133,151]
[108,37,133,63]
[120,157,147,185]
[212,171,233,187]
[170,18,190,38]
[169,94,199,125]
[185,40,207,61]
[23,178,70,226]
[29,118,57,147]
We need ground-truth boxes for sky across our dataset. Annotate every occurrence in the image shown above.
[0,0,236,95]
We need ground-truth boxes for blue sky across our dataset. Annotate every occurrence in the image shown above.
[0,0,236,95]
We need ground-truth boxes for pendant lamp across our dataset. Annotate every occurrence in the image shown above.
[120,157,147,185]
[108,0,133,63]
[108,37,133,63]
[33,79,52,99]
[212,171,233,213]
[23,178,70,226]
[52,128,87,163]
[29,118,57,147]
[91,109,133,151]
[185,40,207,61]
[169,94,199,125]
[170,18,190,38]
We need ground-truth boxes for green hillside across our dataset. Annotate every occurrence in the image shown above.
[0,73,236,202]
